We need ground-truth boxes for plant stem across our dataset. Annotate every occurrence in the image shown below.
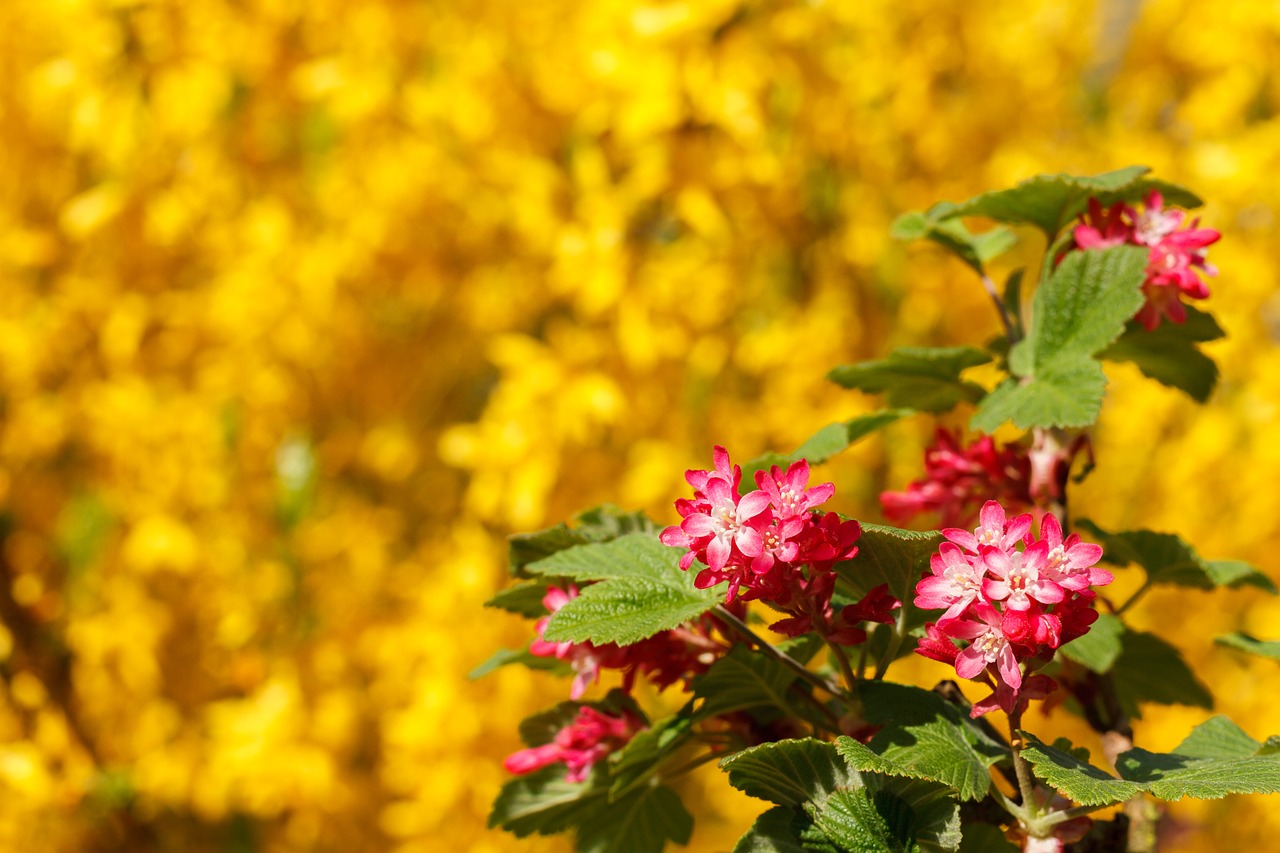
[981,273,1018,344]
[1115,582,1150,616]
[1008,708,1038,813]
[826,640,859,696]
[713,605,844,697]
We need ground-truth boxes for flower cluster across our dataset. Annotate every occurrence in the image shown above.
[881,429,1034,529]
[503,705,645,783]
[1070,191,1221,330]
[531,585,732,698]
[913,501,1112,717]
[661,447,893,644]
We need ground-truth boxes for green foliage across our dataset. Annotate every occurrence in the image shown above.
[723,739,961,853]
[692,645,800,721]
[839,683,1008,802]
[1111,629,1213,717]
[485,581,552,617]
[525,533,725,645]
[489,766,693,853]
[509,506,659,578]
[742,411,911,484]
[1077,520,1277,594]
[926,167,1199,238]
[1057,612,1124,673]
[1099,306,1225,402]
[1215,632,1280,662]
[890,211,1018,273]
[971,245,1148,431]
[827,348,991,413]
[468,646,572,680]
[834,524,943,606]
[607,709,695,799]
[1021,717,1280,806]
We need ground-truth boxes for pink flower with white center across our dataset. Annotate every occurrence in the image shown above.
[755,459,835,520]
[1132,191,1185,246]
[980,542,1064,612]
[503,706,643,783]
[915,542,986,623]
[943,499,1033,555]
[675,477,770,572]
[750,515,806,574]
[1034,514,1111,594]
[944,601,1022,690]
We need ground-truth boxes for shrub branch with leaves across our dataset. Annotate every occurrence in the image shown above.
[477,168,1280,853]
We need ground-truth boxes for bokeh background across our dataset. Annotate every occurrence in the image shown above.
[1,0,1279,850]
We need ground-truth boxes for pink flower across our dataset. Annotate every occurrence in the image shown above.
[881,430,1033,529]
[1034,514,1111,594]
[531,585,608,698]
[945,601,1022,690]
[755,459,835,519]
[943,500,1033,555]
[915,542,986,623]
[980,542,1064,612]
[503,706,643,782]
[1069,191,1220,331]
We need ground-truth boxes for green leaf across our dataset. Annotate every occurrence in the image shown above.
[576,783,694,853]
[972,245,1148,431]
[489,766,612,838]
[692,645,800,721]
[1110,630,1213,718]
[527,533,726,645]
[839,682,1008,802]
[1024,719,1280,806]
[1018,733,1145,806]
[509,506,658,577]
[804,779,962,853]
[733,806,810,853]
[890,211,1018,273]
[1058,612,1124,674]
[722,738,856,808]
[1215,632,1280,662]
[741,411,911,484]
[937,167,1151,238]
[485,581,552,618]
[834,524,943,606]
[957,824,1018,853]
[828,349,991,414]
[468,646,572,680]
[1116,716,1280,801]
[608,709,695,799]
[1076,520,1277,594]
[1098,306,1225,402]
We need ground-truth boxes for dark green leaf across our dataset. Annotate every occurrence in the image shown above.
[805,778,962,853]
[732,806,810,853]
[1076,520,1277,594]
[840,682,1008,802]
[576,783,694,853]
[1058,612,1124,674]
[485,582,552,617]
[1215,632,1280,662]
[489,766,612,837]
[722,738,855,808]
[828,349,991,413]
[1171,715,1269,760]
[1111,630,1213,718]
[1098,306,1225,402]
[957,824,1018,853]
[692,645,799,721]
[1116,715,1280,801]
[608,709,695,799]
[834,524,943,605]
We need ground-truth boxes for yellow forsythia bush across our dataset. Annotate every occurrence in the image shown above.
[0,0,1277,850]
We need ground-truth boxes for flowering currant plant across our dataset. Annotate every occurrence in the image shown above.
[477,168,1280,853]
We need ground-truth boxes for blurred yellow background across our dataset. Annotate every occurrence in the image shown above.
[1,0,1278,850]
